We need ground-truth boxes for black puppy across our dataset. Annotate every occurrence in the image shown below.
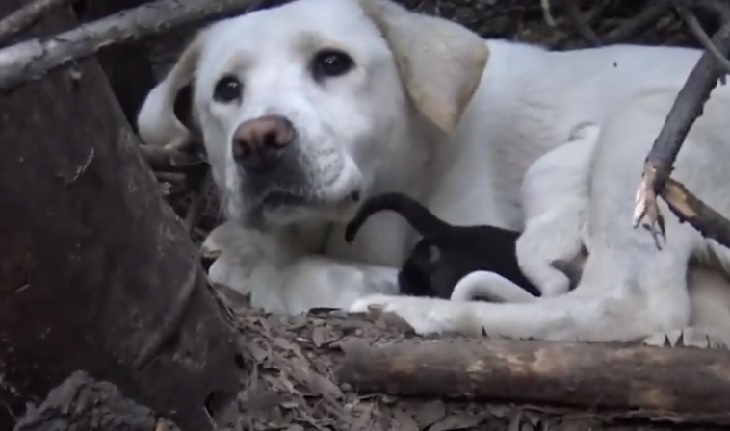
[345,192,540,301]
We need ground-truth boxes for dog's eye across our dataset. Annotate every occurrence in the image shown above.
[213,75,242,103]
[311,49,354,80]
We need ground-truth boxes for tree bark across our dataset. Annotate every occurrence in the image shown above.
[12,371,182,431]
[0,3,240,431]
[337,338,730,424]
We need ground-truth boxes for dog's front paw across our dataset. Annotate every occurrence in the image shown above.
[350,294,482,336]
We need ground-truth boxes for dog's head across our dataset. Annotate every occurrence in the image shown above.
[138,0,488,228]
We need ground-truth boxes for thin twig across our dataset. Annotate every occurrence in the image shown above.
[0,0,76,45]
[633,16,730,247]
[601,2,672,45]
[676,1,730,76]
[562,0,601,46]
[141,144,208,173]
[540,0,558,28]
[0,0,264,90]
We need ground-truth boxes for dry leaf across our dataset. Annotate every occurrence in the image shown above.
[486,404,511,419]
[414,400,447,428]
[312,326,327,347]
[429,413,483,431]
[520,422,536,431]
[351,403,375,431]
[391,408,420,431]
[248,341,269,364]
[305,369,344,399]
[507,411,523,431]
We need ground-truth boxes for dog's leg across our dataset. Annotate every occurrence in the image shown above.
[643,266,730,349]
[517,123,599,296]
[450,271,537,303]
[515,205,585,296]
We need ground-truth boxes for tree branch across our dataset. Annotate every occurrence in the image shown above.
[0,0,75,45]
[0,0,264,91]
[633,6,730,248]
[600,2,671,45]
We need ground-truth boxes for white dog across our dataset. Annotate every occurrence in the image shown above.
[138,0,730,346]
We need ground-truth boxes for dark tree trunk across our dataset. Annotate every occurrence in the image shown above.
[0,3,241,431]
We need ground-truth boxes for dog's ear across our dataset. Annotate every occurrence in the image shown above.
[358,0,488,134]
[137,31,207,147]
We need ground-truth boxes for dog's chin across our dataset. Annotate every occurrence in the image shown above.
[248,188,362,227]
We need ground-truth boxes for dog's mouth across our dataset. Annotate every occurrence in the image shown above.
[261,191,310,207]
[261,188,361,208]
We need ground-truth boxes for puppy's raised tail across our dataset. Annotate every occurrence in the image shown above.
[345,192,454,243]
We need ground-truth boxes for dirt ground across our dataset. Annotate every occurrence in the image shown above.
[194,287,724,431]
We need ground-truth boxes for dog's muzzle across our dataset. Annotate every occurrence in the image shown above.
[232,115,360,213]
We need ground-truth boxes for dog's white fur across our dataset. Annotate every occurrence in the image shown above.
[448,122,600,304]
[515,121,598,296]
[139,0,730,345]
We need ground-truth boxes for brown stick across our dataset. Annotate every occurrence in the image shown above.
[0,0,264,90]
[336,338,730,424]
[643,21,730,184]
[662,178,730,245]
[634,11,730,247]
[0,0,75,44]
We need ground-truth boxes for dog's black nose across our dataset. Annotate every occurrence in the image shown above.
[232,114,296,173]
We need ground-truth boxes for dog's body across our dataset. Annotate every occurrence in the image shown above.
[139,0,730,346]
[345,192,540,302]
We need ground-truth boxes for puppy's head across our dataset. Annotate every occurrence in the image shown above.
[138,0,488,228]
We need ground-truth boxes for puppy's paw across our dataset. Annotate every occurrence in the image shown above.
[642,327,729,350]
[350,295,482,336]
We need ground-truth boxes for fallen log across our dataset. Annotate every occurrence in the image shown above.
[336,337,730,425]
[0,3,240,430]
